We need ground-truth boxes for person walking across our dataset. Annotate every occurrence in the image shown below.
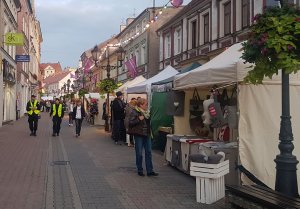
[50,98,64,137]
[46,100,51,112]
[112,91,126,145]
[26,95,41,136]
[72,100,85,137]
[68,99,75,126]
[128,98,158,177]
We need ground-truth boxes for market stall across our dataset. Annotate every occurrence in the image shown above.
[173,42,300,190]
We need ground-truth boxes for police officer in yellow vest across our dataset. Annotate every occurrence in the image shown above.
[26,95,41,136]
[50,98,64,137]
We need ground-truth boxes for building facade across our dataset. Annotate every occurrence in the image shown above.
[15,0,42,118]
[157,0,300,70]
[0,0,21,126]
[116,7,182,82]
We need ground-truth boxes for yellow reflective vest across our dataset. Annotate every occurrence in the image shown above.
[27,100,40,115]
[52,104,63,117]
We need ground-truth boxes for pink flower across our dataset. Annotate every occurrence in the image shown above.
[288,45,294,51]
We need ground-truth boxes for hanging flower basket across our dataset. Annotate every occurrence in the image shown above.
[242,5,300,84]
[96,78,119,94]
[79,88,88,98]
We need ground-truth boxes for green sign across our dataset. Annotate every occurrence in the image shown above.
[5,33,24,46]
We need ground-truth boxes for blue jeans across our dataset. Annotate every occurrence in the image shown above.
[134,135,153,174]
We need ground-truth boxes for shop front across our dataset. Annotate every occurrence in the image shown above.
[2,59,16,124]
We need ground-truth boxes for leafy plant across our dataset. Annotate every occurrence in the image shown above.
[96,78,120,94]
[78,88,88,98]
[242,4,300,84]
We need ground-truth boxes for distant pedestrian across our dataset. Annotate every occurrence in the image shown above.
[129,98,158,177]
[112,91,126,145]
[72,100,85,137]
[26,95,41,136]
[50,98,64,137]
[46,100,51,112]
[67,99,75,126]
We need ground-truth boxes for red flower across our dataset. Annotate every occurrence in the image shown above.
[296,17,300,22]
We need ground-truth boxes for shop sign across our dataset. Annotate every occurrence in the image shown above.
[15,55,30,62]
[5,33,24,46]
[2,59,16,83]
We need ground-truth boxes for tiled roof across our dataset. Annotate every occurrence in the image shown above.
[39,62,63,74]
[43,70,70,86]
[157,0,204,32]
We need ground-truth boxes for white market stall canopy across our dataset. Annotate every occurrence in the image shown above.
[85,93,101,99]
[127,65,178,94]
[117,76,146,92]
[41,96,54,101]
[174,43,252,90]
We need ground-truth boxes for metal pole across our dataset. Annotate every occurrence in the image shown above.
[105,46,110,132]
[275,70,299,197]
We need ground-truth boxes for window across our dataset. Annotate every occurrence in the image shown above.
[224,2,231,35]
[242,0,250,28]
[135,49,139,66]
[136,24,140,34]
[142,18,147,31]
[141,45,146,64]
[203,14,209,43]
[191,21,197,48]
[164,34,171,58]
[174,28,181,55]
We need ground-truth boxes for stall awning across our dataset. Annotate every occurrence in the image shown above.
[127,65,178,94]
[117,76,146,92]
[174,43,252,90]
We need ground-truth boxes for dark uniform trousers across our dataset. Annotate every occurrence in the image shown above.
[52,117,62,135]
[28,115,38,133]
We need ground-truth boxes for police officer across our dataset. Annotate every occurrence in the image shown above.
[50,98,64,137]
[26,95,41,136]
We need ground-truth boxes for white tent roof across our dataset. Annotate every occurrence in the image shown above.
[174,43,252,90]
[127,65,178,94]
[117,76,146,92]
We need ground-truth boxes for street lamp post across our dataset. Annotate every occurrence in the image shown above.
[67,79,71,94]
[91,44,125,132]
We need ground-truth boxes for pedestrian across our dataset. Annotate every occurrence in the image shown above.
[68,99,75,126]
[50,98,64,137]
[124,98,137,147]
[128,98,158,177]
[46,100,51,112]
[72,99,85,137]
[112,91,126,145]
[26,95,41,136]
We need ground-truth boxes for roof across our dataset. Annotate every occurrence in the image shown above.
[157,0,205,32]
[39,62,63,74]
[43,70,70,86]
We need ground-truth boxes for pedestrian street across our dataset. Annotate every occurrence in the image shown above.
[0,113,229,209]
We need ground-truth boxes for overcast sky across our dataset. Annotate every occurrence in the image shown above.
[36,0,191,69]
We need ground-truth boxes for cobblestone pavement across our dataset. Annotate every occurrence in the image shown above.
[0,113,230,209]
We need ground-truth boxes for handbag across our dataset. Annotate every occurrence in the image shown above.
[189,89,203,117]
[208,93,227,128]
[218,125,230,141]
[227,87,238,129]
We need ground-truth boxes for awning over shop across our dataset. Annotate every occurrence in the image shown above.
[174,43,252,89]
[117,76,146,93]
[127,65,178,94]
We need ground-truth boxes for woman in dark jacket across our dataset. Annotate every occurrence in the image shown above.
[72,100,86,137]
[128,98,158,177]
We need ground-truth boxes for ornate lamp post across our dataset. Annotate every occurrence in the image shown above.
[91,44,125,132]
[67,79,71,94]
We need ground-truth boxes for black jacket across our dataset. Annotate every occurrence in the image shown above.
[112,98,126,120]
[128,109,151,136]
[72,106,86,119]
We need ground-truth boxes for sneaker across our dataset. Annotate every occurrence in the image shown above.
[52,134,56,137]
[33,133,37,136]
[147,172,159,177]
[68,124,71,127]
[138,172,145,177]
[30,132,34,136]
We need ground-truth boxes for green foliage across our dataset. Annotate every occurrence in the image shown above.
[242,5,300,84]
[78,88,88,98]
[96,78,119,94]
